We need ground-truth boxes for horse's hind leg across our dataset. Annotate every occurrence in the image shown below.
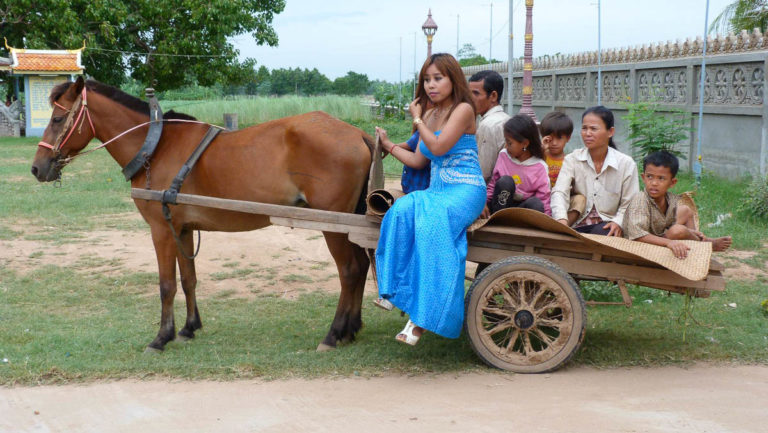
[146,227,178,352]
[177,228,202,341]
[318,232,370,351]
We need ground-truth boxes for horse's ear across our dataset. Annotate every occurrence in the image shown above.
[72,76,85,94]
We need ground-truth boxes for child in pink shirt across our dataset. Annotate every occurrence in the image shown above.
[482,114,551,217]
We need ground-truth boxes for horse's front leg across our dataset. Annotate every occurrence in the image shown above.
[317,232,370,351]
[177,228,202,341]
[146,225,178,352]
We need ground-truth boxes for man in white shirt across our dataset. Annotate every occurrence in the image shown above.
[469,70,511,182]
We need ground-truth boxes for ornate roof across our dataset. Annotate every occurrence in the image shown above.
[3,41,84,74]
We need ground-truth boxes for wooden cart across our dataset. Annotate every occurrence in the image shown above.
[131,188,725,374]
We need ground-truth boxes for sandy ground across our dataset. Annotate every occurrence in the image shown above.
[2,364,767,433]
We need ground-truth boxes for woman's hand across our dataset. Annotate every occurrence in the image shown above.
[557,218,569,226]
[409,98,423,121]
[375,126,394,152]
[481,205,490,219]
[603,221,623,237]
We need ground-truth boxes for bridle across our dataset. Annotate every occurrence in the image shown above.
[36,86,220,166]
[37,87,96,157]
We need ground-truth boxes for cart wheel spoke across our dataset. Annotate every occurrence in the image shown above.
[482,319,515,336]
[503,329,521,353]
[481,306,513,319]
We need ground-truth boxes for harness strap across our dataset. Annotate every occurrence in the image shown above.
[160,126,222,260]
[122,90,164,180]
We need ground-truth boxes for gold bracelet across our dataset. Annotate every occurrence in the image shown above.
[412,117,423,126]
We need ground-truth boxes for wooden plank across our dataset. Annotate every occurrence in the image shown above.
[348,232,378,249]
[132,188,378,229]
[466,245,725,291]
[270,216,379,237]
[471,225,581,243]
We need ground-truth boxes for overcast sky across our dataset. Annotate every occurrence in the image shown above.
[233,0,735,83]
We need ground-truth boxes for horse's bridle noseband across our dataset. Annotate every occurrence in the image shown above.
[37,87,96,156]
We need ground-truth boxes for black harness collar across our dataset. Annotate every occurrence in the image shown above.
[122,88,163,181]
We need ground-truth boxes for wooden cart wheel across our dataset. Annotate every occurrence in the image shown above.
[464,256,586,373]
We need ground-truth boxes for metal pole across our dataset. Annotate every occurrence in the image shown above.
[413,32,417,98]
[597,0,602,105]
[508,0,514,114]
[399,36,402,116]
[457,14,460,57]
[695,0,710,187]
[490,2,493,62]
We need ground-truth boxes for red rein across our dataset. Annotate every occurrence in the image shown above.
[37,88,96,154]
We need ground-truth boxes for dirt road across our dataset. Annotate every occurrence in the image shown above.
[2,364,767,433]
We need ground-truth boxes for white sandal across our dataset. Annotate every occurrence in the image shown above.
[395,320,422,346]
[373,297,394,311]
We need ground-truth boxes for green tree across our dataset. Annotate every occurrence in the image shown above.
[332,71,370,96]
[710,0,768,34]
[0,0,285,91]
[269,67,331,96]
[457,43,494,67]
[622,101,691,162]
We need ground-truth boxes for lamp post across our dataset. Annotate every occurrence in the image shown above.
[422,9,438,58]
[518,0,537,121]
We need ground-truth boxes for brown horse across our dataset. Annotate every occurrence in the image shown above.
[31,76,373,352]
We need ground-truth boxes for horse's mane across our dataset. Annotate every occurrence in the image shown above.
[49,80,196,121]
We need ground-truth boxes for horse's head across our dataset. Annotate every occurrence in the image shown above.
[31,76,96,182]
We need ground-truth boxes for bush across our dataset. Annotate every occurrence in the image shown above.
[740,175,768,219]
[622,100,691,162]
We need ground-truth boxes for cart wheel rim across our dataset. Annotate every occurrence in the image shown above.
[474,270,574,366]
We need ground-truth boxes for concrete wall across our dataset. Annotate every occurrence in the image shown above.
[463,31,768,179]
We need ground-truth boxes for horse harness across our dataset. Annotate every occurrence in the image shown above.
[136,90,222,260]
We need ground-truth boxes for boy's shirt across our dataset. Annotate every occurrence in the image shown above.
[545,154,564,188]
[623,189,680,240]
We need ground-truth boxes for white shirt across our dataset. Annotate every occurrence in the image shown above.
[476,105,511,182]
[551,146,639,227]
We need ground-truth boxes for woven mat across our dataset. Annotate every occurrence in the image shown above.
[469,207,712,281]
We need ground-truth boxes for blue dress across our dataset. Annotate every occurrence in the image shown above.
[376,132,486,338]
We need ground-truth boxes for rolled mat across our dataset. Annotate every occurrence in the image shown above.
[468,207,712,281]
[366,188,405,216]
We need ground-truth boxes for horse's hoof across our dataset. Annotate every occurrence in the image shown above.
[144,346,163,354]
[316,343,336,352]
[177,334,193,343]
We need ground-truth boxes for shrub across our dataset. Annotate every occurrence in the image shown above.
[622,100,691,162]
[740,175,768,219]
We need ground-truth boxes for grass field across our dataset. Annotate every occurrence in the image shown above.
[162,95,374,129]
[2,130,767,385]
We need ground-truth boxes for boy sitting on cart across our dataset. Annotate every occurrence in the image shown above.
[622,150,732,259]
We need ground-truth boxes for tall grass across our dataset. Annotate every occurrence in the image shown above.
[162,95,372,128]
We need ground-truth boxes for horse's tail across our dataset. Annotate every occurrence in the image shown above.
[354,134,375,215]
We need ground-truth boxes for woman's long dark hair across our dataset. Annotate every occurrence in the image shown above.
[503,114,545,160]
[582,105,617,149]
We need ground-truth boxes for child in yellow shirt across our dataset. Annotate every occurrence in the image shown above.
[541,111,583,225]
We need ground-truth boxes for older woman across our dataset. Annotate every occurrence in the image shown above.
[551,106,639,236]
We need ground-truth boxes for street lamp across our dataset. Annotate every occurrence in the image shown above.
[518,0,537,122]
[422,9,438,58]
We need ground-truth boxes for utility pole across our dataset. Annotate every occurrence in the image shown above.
[457,14,460,57]
[489,2,493,61]
[508,0,514,114]
[399,36,402,115]
[597,0,602,105]
[413,32,417,97]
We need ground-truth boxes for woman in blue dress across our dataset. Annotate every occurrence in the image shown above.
[375,53,486,345]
